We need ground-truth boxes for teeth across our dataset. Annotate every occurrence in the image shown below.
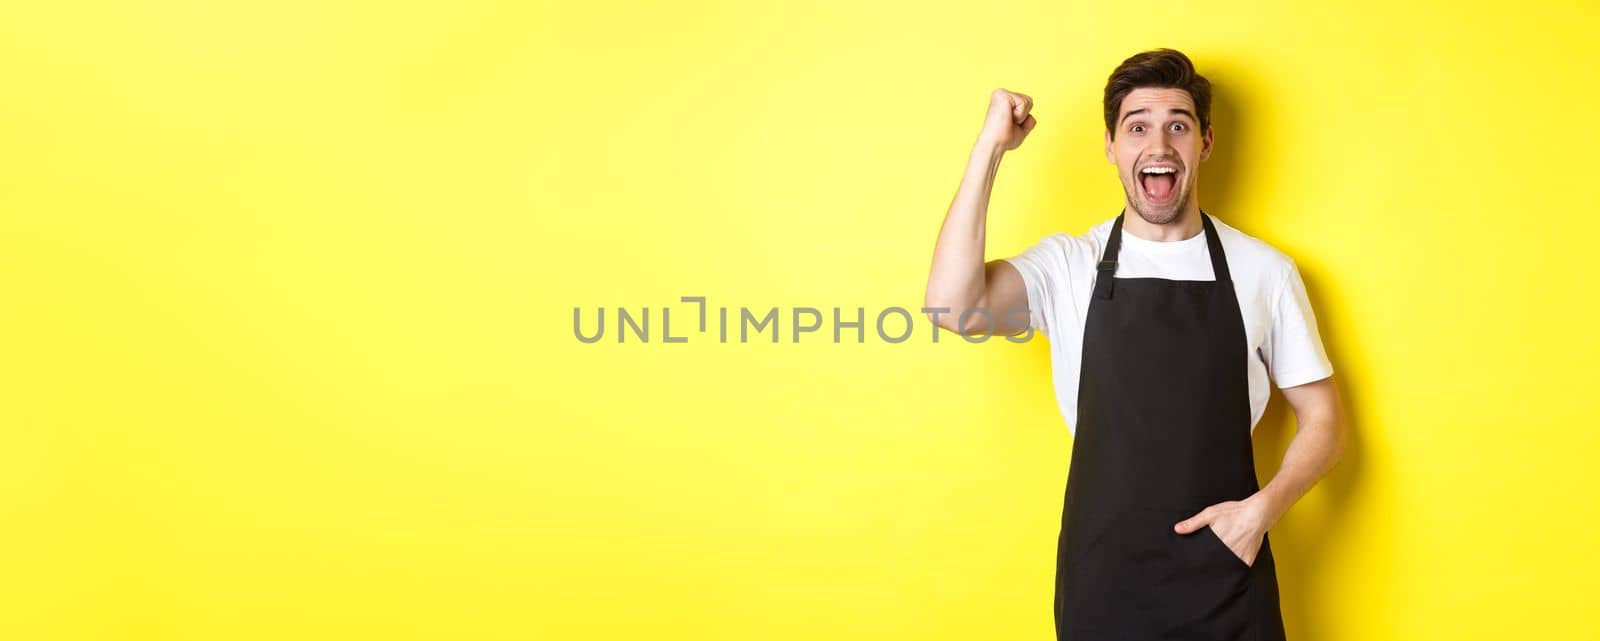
[1141,167,1177,174]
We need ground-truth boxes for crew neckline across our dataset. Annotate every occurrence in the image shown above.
[1118,225,1207,251]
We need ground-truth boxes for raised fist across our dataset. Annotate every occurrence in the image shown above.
[980,88,1037,151]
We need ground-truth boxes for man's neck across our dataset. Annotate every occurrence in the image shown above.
[1122,204,1203,242]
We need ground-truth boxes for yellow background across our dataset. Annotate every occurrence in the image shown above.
[3,1,1596,639]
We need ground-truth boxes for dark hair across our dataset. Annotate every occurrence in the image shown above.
[1103,48,1211,140]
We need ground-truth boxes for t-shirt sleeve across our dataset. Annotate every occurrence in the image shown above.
[1263,260,1334,388]
[998,235,1067,338]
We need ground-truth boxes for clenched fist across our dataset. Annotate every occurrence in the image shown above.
[979,88,1037,151]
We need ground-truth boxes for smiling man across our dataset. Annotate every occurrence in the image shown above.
[923,49,1347,640]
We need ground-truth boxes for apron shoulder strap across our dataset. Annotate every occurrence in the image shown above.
[1093,212,1125,300]
[1199,210,1234,287]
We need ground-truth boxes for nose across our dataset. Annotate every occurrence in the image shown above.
[1150,128,1177,154]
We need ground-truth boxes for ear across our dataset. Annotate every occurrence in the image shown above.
[1104,129,1114,163]
[1199,126,1214,162]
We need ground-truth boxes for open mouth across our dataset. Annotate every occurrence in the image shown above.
[1138,165,1180,205]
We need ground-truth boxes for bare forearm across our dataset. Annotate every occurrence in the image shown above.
[1257,388,1347,526]
[925,139,1007,313]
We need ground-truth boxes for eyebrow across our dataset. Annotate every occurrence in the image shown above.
[1120,107,1198,126]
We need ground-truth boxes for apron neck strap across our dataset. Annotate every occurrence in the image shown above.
[1093,209,1229,301]
[1093,212,1126,300]
[1198,210,1232,286]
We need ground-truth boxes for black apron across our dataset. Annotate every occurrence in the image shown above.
[1053,211,1288,641]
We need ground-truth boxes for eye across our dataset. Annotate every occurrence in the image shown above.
[1170,122,1187,132]
[1130,124,1145,133]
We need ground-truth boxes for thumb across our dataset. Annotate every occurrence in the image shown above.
[1173,510,1213,534]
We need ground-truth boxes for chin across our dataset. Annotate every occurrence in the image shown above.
[1133,200,1185,225]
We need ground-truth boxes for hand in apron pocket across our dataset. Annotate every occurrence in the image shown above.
[1200,524,1254,570]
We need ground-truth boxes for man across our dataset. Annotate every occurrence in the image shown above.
[923,49,1346,640]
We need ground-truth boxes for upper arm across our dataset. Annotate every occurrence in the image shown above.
[1267,259,1342,435]
[992,234,1069,338]
[934,233,1068,337]
[1280,376,1343,434]
[979,259,1030,336]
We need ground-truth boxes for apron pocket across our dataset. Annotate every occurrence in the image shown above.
[1059,508,1255,637]
[1146,508,1254,638]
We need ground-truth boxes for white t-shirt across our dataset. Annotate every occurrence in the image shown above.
[1001,215,1333,436]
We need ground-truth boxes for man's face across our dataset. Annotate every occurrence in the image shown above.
[1105,87,1213,225]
